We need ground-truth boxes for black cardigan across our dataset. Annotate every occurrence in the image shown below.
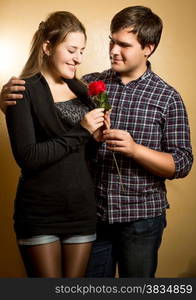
[6,73,97,238]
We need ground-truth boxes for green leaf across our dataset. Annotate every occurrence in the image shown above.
[95,92,111,111]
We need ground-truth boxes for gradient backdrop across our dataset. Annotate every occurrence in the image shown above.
[0,0,195,277]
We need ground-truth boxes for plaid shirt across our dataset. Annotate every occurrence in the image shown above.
[82,65,193,223]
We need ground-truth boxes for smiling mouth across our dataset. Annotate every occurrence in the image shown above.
[110,56,123,62]
[66,64,76,70]
[111,59,123,64]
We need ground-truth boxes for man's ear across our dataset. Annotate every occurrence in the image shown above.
[144,44,155,57]
[42,40,51,56]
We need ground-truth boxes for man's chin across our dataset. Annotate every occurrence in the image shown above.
[111,65,124,73]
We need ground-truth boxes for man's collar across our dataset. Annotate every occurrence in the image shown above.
[112,61,152,85]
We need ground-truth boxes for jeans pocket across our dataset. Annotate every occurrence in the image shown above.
[131,213,166,236]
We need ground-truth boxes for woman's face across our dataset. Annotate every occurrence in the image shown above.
[46,31,86,79]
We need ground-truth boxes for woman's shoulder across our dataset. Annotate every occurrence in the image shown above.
[22,73,42,89]
[19,73,49,104]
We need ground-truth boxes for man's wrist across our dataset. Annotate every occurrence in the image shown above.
[129,142,139,159]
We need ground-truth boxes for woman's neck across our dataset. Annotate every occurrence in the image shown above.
[41,65,63,86]
[40,66,76,102]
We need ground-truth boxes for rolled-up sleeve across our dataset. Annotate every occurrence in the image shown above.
[162,91,193,179]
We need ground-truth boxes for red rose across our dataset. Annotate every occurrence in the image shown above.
[88,80,106,96]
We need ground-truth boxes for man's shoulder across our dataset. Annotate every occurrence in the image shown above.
[147,71,185,108]
[81,69,114,83]
[150,71,179,96]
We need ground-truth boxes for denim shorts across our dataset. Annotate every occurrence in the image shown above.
[18,233,96,246]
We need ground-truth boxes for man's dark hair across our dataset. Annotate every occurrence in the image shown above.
[110,6,163,55]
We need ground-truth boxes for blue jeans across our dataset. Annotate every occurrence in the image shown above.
[86,213,166,277]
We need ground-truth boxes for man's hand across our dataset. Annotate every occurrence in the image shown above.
[103,129,136,157]
[103,128,175,178]
[0,76,25,113]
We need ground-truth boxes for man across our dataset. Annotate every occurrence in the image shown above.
[0,6,193,277]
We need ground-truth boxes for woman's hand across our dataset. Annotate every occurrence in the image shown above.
[80,108,105,134]
[93,110,111,142]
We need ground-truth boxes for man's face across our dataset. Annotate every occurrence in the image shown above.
[109,27,151,77]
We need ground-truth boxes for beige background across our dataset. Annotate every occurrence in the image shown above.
[0,0,195,277]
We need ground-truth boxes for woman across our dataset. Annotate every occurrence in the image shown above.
[5,11,107,277]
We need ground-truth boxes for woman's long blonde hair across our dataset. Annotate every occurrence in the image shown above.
[20,11,86,79]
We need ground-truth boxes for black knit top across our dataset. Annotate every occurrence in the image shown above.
[6,73,97,238]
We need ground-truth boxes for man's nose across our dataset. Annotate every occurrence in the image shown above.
[110,43,121,55]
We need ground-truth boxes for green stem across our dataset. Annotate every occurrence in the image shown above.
[112,152,125,192]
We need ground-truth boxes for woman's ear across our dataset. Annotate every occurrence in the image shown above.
[42,40,51,56]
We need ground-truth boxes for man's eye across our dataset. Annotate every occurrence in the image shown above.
[68,50,74,54]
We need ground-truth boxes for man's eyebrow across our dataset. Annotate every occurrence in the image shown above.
[109,36,132,47]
